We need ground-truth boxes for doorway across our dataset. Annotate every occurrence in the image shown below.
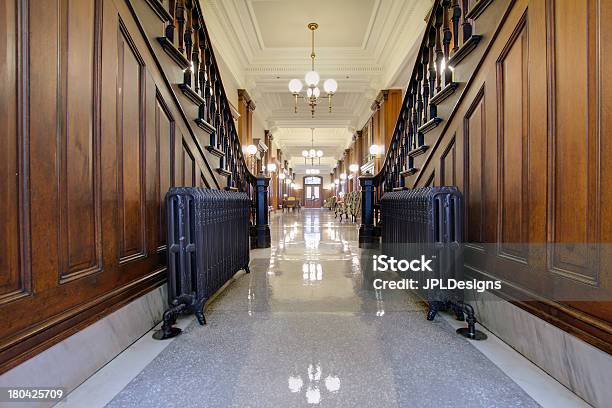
[303,176,322,208]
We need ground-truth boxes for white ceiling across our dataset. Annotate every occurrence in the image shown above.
[201,0,432,170]
[251,0,376,48]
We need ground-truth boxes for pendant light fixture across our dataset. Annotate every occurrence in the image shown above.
[301,128,324,168]
[288,23,338,117]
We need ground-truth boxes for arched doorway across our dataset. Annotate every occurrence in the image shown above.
[303,176,323,208]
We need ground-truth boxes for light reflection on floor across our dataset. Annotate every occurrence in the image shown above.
[103,208,550,408]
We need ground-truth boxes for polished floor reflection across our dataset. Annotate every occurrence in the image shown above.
[106,209,542,407]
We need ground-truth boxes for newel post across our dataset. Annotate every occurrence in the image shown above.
[359,174,378,248]
[253,174,271,248]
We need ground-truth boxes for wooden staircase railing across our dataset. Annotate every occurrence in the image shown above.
[153,0,270,248]
[359,0,489,247]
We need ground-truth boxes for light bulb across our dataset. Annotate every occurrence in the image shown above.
[309,149,316,157]
[349,164,359,173]
[307,88,313,98]
[246,144,257,155]
[288,79,303,94]
[304,70,320,86]
[286,179,292,185]
[340,173,347,180]
[316,150,323,157]
[323,78,338,94]
[369,144,379,155]
[302,150,309,157]
[313,87,321,98]
[334,179,339,185]
[279,173,286,180]
[267,163,277,172]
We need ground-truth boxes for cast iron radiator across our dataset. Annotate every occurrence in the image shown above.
[154,188,251,340]
[380,187,486,339]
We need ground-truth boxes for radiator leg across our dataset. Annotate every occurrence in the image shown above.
[452,303,465,321]
[456,303,487,340]
[244,265,251,274]
[153,303,185,340]
[426,301,440,321]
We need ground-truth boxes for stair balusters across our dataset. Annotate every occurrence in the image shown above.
[159,0,268,245]
[358,0,485,248]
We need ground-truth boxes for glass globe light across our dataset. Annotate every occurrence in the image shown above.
[323,78,338,94]
[307,88,313,98]
[340,173,347,180]
[309,149,316,157]
[246,144,257,155]
[306,169,311,175]
[304,71,320,86]
[291,182,295,188]
[279,173,286,180]
[349,164,359,173]
[334,178,340,185]
[288,79,303,94]
[285,179,292,185]
[313,87,321,98]
[267,163,277,172]
[369,144,379,155]
[302,150,309,157]
[316,150,323,157]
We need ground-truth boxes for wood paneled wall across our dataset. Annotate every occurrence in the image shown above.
[0,0,221,372]
[358,89,402,173]
[411,0,612,351]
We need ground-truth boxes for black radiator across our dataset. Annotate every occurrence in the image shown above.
[380,187,486,339]
[154,188,251,339]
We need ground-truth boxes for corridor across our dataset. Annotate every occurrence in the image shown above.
[60,210,584,408]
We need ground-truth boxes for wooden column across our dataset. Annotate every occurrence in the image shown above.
[237,89,255,148]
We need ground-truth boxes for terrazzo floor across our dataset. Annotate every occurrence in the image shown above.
[104,209,545,407]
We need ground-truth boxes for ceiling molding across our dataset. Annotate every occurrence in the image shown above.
[201,0,430,162]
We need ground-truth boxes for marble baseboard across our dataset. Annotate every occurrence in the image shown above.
[467,289,611,408]
[0,285,167,408]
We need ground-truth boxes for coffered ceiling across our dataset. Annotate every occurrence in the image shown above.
[201,0,432,170]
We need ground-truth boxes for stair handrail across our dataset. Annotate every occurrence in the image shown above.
[370,0,440,186]
[359,0,481,247]
[162,0,270,247]
[193,0,256,185]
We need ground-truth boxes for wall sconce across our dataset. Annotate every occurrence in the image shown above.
[246,144,257,156]
[369,144,381,156]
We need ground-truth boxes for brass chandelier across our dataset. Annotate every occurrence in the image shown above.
[302,128,324,166]
[288,23,338,118]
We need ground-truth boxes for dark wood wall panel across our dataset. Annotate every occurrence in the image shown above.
[440,136,456,186]
[117,23,146,263]
[0,0,29,302]
[182,144,196,187]
[548,0,598,284]
[497,14,528,260]
[463,88,486,246]
[413,0,612,352]
[58,0,102,282]
[0,0,219,372]
[155,93,174,250]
